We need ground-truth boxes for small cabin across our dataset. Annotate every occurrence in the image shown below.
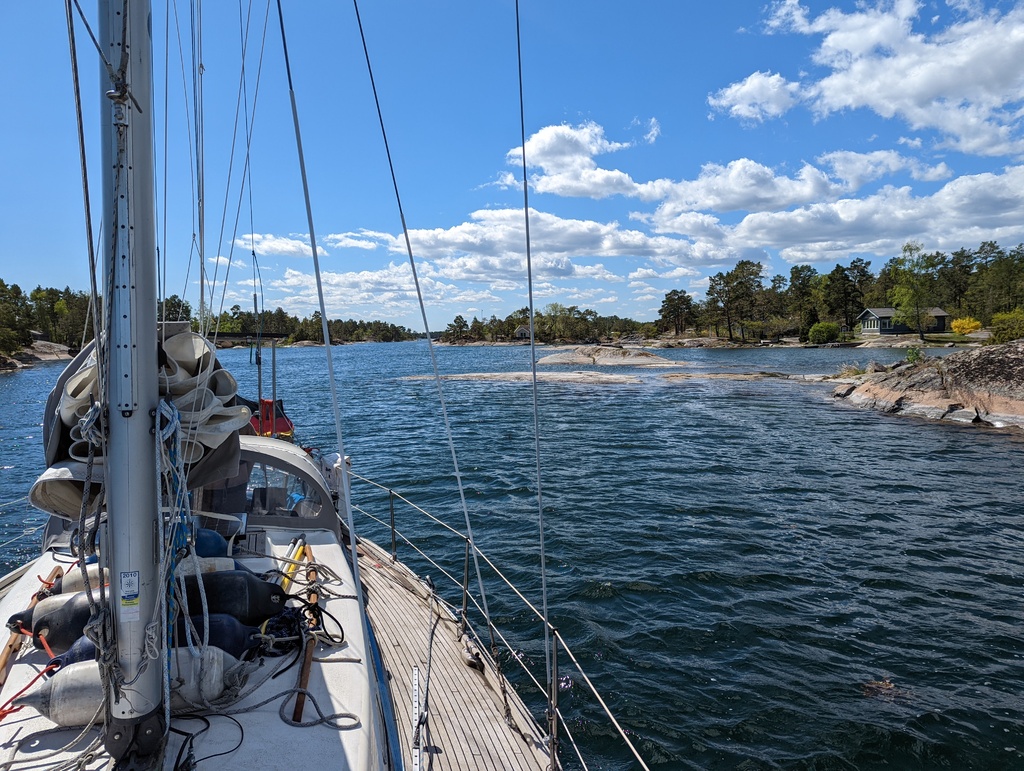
[513,325,530,340]
[857,307,950,335]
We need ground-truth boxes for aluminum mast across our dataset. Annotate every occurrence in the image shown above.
[100,0,165,765]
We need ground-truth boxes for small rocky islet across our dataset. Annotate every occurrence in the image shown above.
[419,339,1024,431]
[832,339,1024,429]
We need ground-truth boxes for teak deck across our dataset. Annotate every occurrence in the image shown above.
[357,538,552,770]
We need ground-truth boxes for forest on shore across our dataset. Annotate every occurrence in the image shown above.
[0,284,418,356]
[5,240,1024,356]
[441,241,1024,345]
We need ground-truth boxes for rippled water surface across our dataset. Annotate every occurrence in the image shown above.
[2,343,1023,769]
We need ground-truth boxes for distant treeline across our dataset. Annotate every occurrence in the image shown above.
[441,305,657,344]
[0,282,418,355]
[6,240,1024,354]
[195,301,419,345]
[441,241,1024,345]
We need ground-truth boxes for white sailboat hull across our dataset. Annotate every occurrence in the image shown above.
[0,527,388,770]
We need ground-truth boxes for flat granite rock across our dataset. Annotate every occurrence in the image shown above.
[537,345,677,366]
[834,339,1024,429]
[660,372,786,382]
[403,371,642,384]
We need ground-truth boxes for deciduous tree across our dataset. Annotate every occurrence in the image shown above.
[889,242,939,341]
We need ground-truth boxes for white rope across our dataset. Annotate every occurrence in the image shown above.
[0,524,46,551]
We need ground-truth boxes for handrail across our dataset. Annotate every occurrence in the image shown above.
[347,471,651,771]
[350,472,465,539]
[350,504,465,591]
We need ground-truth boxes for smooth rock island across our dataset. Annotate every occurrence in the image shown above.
[402,371,642,384]
[833,339,1024,428]
[536,345,677,366]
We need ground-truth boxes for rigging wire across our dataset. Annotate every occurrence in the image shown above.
[348,0,498,658]
[191,0,208,334]
[271,0,373,687]
[513,0,555,736]
[240,0,266,348]
[510,13,650,768]
[69,0,119,89]
[208,0,257,339]
[63,0,103,385]
[158,0,173,324]
[168,0,201,310]
[208,0,272,343]
[245,0,272,348]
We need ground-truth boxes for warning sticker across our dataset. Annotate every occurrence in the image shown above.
[120,570,141,622]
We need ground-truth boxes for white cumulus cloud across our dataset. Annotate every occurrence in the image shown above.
[708,71,802,122]
[239,233,323,259]
[737,1,1024,155]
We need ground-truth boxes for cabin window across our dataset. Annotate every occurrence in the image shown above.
[246,461,325,518]
[199,459,325,519]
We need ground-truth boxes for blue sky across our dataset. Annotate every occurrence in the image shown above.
[2,1,1024,331]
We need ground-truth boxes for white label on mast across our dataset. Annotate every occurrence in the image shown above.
[120,570,141,621]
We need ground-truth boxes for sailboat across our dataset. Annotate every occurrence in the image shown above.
[0,2,647,769]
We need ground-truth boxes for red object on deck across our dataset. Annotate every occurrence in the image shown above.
[251,398,294,439]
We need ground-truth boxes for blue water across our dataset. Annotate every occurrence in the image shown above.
[3,343,1023,770]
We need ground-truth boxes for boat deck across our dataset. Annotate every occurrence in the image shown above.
[0,532,551,770]
[356,537,551,771]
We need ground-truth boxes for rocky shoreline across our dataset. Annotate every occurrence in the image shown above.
[832,340,1024,429]
[9,336,1023,431]
[411,340,1024,432]
[0,341,74,370]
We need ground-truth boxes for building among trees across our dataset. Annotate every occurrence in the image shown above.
[858,307,951,336]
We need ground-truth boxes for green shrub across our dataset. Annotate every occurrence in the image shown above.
[905,346,923,364]
[951,316,982,335]
[808,321,840,345]
[989,308,1024,344]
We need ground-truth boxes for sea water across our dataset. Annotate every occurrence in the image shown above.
[2,342,1023,770]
